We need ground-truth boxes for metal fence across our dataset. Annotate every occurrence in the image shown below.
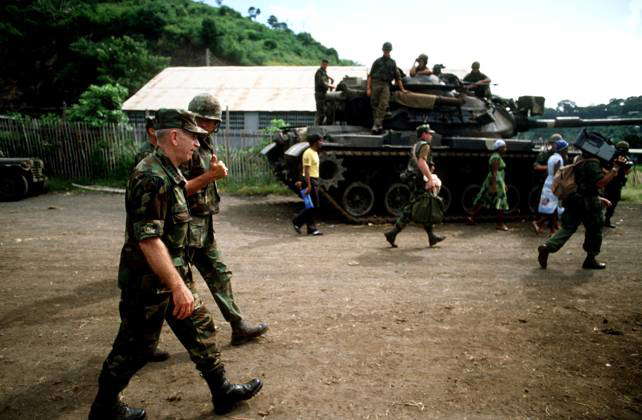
[0,118,274,182]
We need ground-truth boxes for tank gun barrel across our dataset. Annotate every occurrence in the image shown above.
[521,116,642,131]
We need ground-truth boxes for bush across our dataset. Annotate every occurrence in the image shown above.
[66,84,129,127]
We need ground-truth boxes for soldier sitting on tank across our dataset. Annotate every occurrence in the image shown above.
[409,54,432,77]
[367,42,407,134]
[463,61,491,98]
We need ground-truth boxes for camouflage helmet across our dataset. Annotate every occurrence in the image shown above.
[416,124,435,137]
[382,42,392,51]
[416,53,428,63]
[615,140,630,151]
[188,93,222,122]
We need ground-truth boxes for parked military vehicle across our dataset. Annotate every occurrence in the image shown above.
[261,72,642,222]
[0,155,48,201]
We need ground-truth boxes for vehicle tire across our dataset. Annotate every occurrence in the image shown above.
[0,172,29,201]
[528,185,541,213]
[506,184,521,213]
[461,184,481,214]
[438,185,452,213]
[384,183,411,216]
[342,181,375,217]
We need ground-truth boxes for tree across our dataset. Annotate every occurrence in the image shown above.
[556,100,577,114]
[66,83,129,126]
[267,15,279,28]
[200,17,221,49]
[70,36,169,96]
[248,7,261,20]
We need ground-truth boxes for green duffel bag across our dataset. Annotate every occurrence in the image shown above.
[411,192,444,225]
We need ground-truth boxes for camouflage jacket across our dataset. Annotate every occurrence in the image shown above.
[180,134,221,217]
[370,56,398,83]
[118,148,191,289]
[315,67,330,95]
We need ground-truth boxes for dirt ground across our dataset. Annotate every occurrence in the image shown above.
[0,191,641,419]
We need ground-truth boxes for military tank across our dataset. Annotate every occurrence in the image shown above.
[261,71,642,222]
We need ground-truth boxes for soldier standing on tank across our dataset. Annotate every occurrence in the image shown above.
[186,93,269,345]
[384,124,446,248]
[367,42,407,134]
[537,150,627,270]
[409,54,432,77]
[88,109,262,419]
[463,61,491,98]
[603,141,633,228]
[314,59,335,125]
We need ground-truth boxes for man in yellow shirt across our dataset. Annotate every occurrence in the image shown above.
[292,134,323,235]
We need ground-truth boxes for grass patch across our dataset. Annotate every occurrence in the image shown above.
[218,179,290,196]
[621,165,642,203]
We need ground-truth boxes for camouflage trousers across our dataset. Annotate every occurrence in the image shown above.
[189,214,243,324]
[545,195,603,256]
[315,93,326,125]
[370,80,390,128]
[98,264,221,390]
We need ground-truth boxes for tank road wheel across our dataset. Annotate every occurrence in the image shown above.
[342,182,375,217]
[461,184,481,214]
[528,185,541,213]
[438,185,452,213]
[506,184,521,213]
[319,155,346,190]
[384,183,411,216]
[0,173,29,201]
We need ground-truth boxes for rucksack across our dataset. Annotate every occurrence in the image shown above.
[551,158,597,200]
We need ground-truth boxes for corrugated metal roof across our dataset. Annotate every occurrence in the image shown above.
[122,66,368,112]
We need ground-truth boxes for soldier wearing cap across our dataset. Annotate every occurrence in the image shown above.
[385,124,446,247]
[314,59,335,125]
[603,141,633,228]
[409,54,432,77]
[89,109,262,419]
[367,42,407,134]
[186,93,269,346]
[463,61,492,98]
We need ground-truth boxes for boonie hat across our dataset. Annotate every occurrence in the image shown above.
[156,109,207,135]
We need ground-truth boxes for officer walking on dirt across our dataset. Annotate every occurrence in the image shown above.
[314,59,335,125]
[186,93,269,345]
[367,42,406,134]
[384,124,446,248]
[89,109,262,419]
[537,149,627,270]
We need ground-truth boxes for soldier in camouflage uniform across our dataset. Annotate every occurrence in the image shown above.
[187,93,269,346]
[88,109,262,420]
[384,124,446,248]
[314,59,335,125]
[367,42,406,134]
[537,150,626,270]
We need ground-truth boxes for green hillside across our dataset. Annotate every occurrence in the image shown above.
[0,0,354,113]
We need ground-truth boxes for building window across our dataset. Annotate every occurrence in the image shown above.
[258,112,315,129]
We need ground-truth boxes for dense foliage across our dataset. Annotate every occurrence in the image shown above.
[519,96,642,148]
[0,0,354,114]
[66,84,129,126]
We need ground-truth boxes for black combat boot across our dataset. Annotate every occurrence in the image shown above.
[230,320,269,346]
[88,375,146,420]
[384,226,400,248]
[425,226,445,247]
[537,244,550,269]
[582,255,606,270]
[203,367,263,415]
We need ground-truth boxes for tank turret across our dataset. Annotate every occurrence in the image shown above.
[261,73,642,222]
